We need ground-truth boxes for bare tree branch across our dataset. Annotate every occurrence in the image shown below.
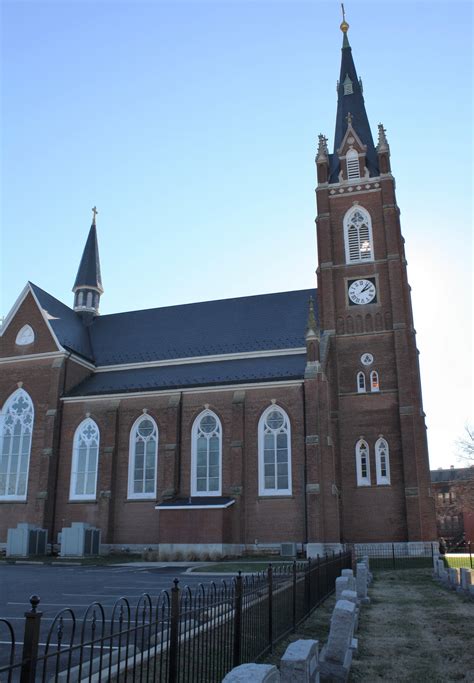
[455,424,474,463]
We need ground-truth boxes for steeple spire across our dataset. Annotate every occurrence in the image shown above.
[329,8,379,182]
[73,208,103,323]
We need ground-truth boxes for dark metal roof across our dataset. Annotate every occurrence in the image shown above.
[329,35,379,183]
[430,467,474,483]
[30,282,94,361]
[73,224,103,293]
[66,353,307,396]
[157,497,235,508]
[89,289,316,366]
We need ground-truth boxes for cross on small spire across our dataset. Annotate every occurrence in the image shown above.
[92,206,98,225]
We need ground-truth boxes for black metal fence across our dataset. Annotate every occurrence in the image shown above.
[352,543,437,569]
[0,551,351,683]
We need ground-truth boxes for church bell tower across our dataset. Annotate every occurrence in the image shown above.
[314,11,436,543]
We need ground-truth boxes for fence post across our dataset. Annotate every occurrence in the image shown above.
[392,543,396,569]
[292,561,297,632]
[305,557,311,612]
[232,572,243,667]
[20,595,42,683]
[268,564,273,653]
[469,542,473,569]
[168,579,180,683]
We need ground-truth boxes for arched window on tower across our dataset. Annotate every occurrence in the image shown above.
[356,439,371,486]
[258,405,292,496]
[375,437,391,485]
[346,148,360,180]
[191,410,222,496]
[0,389,34,500]
[128,414,158,499]
[370,371,380,392]
[70,418,100,500]
[344,206,374,264]
[357,372,366,393]
[86,292,93,309]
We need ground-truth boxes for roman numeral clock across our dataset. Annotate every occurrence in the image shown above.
[347,278,377,306]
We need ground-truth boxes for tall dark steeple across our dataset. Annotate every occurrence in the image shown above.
[73,207,103,323]
[329,7,379,182]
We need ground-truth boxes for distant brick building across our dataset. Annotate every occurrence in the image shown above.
[431,467,474,546]
[0,19,437,554]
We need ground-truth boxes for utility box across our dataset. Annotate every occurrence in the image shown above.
[6,523,48,557]
[60,522,101,557]
[280,542,297,557]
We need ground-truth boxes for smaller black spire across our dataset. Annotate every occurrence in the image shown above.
[73,207,103,322]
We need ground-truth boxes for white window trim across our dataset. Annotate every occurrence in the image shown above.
[370,370,380,392]
[357,372,366,393]
[127,414,158,500]
[258,404,292,497]
[0,388,34,501]
[343,205,374,264]
[375,437,391,485]
[356,439,371,487]
[191,409,222,497]
[69,418,100,501]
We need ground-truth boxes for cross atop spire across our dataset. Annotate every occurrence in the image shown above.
[92,206,98,226]
[340,3,350,46]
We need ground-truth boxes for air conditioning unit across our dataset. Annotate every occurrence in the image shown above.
[60,523,101,557]
[280,543,297,557]
[6,524,48,557]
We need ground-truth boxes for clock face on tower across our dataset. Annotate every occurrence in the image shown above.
[347,278,377,305]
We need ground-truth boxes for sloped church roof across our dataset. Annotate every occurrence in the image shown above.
[29,282,315,395]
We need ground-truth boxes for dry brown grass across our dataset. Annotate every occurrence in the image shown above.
[264,569,474,682]
[350,570,474,682]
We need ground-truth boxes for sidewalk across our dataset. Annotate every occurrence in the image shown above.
[264,569,474,681]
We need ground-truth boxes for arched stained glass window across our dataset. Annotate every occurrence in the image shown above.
[356,439,371,487]
[0,389,34,500]
[191,410,222,496]
[357,372,366,393]
[70,418,100,500]
[128,415,158,499]
[370,371,380,392]
[258,406,292,496]
[375,437,391,485]
[344,206,374,263]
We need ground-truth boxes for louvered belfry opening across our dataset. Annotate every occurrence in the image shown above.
[347,209,372,262]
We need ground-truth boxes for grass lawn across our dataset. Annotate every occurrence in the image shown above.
[444,554,474,569]
[262,569,474,681]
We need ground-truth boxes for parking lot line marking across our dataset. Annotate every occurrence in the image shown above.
[8,602,91,607]
[0,641,119,649]
[61,593,160,598]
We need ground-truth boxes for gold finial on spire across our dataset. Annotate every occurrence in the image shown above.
[340,3,349,33]
[91,206,98,226]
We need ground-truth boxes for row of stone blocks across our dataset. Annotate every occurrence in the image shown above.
[222,558,372,682]
[433,557,474,599]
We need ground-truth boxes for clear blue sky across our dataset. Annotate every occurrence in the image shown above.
[1,0,472,469]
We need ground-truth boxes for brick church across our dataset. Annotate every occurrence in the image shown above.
[0,17,437,555]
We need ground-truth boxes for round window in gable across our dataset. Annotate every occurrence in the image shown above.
[15,324,35,346]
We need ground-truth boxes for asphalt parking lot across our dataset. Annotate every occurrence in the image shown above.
[0,563,213,670]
